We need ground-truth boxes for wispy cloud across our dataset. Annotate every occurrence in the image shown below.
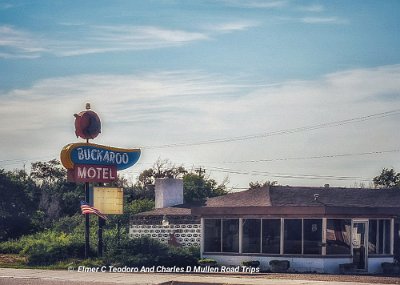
[222,0,287,9]
[0,21,259,58]
[298,4,324,12]
[53,25,209,57]
[301,17,347,24]
[0,26,44,59]
[205,21,260,33]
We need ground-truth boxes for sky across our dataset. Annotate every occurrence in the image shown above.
[1,0,400,190]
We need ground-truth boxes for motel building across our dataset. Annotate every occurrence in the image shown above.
[131,179,400,274]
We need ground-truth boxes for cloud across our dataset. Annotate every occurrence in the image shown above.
[1,65,400,188]
[301,17,347,24]
[0,21,259,58]
[0,26,45,59]
[48,25,210,57]
[297,4,324,12]
[205,21,260,33]
[222,0,287,9]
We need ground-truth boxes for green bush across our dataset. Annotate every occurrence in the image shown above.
[104,237,199,267]
[0,239,24,254]
[242,260,260,267]
[198,258,218,267]
[157,246,199,267]
[269,260,290,273]
[19,231,86,265]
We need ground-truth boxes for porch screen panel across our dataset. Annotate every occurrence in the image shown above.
[222,219,239,252]
[204,219,221,252]
[243,219,261,253]
[368,220,378,254]
[303,219,322,254]
[284,219,302,254]
[326,219,351,255]
[378,219,391,254]
[262,219,280,254]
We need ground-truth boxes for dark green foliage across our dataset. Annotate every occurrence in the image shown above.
[269,260,290,272]
[0,158,220,267]
[128,158,228,204]
[373,168,400,188]
[198,258,218,266]
[183,173,228,203]
[242,260,260,267]
[0,169,38,241]
[103,236,198,267]
[249,180,278,189]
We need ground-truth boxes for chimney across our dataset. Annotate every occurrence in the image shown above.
[155,178,184,208]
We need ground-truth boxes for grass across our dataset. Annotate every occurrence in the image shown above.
[0,254,90,270]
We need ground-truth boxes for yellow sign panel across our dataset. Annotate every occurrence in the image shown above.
[93,187,123,214]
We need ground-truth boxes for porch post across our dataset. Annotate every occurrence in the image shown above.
[239,218,243,254]
[200,218,204,258]
[322,218,327,255]
[280,218,284,255]
[391,218,395,255]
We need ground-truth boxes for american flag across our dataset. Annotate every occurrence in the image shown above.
[80,201,107,220]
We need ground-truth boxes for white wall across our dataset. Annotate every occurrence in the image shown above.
[368,257,393,274]
[202,254,393,274]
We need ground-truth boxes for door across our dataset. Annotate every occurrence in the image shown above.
[352,221,367,270]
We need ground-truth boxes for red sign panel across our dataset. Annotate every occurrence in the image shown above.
[67,164,117,183]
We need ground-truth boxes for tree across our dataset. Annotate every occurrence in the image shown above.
[249,180,278,189]
[137,158,187,186]
[30,159,83,224]
[183,173,228,203]
[30,159,66,185]
[0,169,38,240]
[127,159,228,203]
[373,168,400,189]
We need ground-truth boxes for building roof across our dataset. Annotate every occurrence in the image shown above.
[191,186,400,217]
[135,204,193,217]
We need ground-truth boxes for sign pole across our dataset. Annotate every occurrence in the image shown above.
[61,103,140,259]
[98,216,104,257]
[84,181,90,258]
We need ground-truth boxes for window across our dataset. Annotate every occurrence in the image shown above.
[243,219,261,253]
[380,220,391,254]
[262,219,281,254]
[222,219,239,252]
[303,219,322,254]
[326,219,351,254]
[204,219,221,252]
[369,219,391,255]
[284,219,302,254]
[368,220,378,254]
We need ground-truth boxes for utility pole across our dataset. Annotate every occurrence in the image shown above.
[195,167,206,177]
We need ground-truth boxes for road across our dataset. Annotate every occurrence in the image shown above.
[0,268,399,285]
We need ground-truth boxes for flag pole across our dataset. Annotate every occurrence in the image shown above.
[85,136,90,259]
[85,181,90,259]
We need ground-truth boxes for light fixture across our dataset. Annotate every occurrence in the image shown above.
[162,215,170,226]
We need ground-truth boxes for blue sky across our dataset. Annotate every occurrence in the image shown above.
[1,0,400,189]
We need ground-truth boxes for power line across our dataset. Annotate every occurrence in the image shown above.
[142,109,400,149]
[208,149,400,164]
[206,166,372,182]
